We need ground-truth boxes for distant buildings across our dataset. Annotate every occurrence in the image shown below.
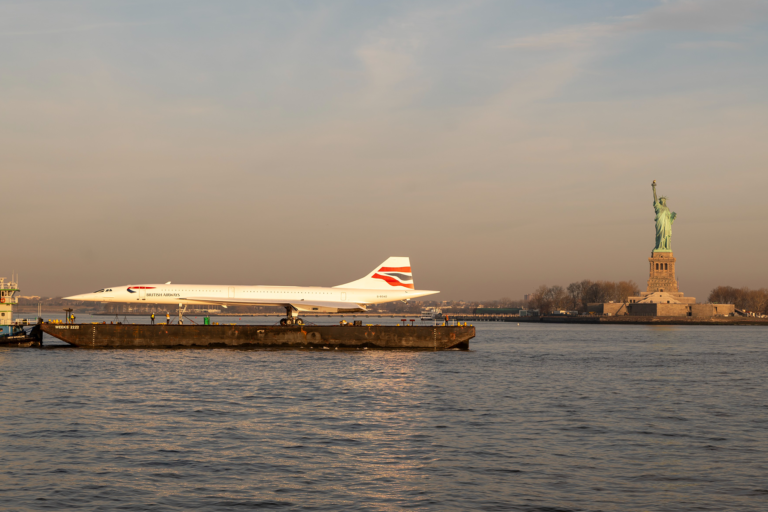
[473,307,522,315]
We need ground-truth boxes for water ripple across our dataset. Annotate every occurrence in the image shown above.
[1,322,767,511]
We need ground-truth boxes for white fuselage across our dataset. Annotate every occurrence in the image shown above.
[68,283,434,311]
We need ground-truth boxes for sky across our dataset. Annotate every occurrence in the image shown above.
[2,0,768,301]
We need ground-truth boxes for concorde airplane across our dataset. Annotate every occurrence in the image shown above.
[65,257,437,325]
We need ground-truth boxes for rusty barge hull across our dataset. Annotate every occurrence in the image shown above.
[41,324,474,350]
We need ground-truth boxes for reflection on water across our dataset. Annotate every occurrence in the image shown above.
[2,323,767,511]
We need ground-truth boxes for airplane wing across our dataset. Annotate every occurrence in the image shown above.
[180,296,367,313]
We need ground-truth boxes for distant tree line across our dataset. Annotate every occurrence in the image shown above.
[527,280,641,314]
[708,286,768,314]
[477,298,526,309]
[18,297,69,306]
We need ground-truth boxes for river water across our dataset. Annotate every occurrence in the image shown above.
[1,320,767,511]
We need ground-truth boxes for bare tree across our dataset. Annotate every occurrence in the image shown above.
[546,285,568,311]
[567,280,592,312]
[584,282,610,304]
[708,286,741,305]
[528,284,552,314]
[751,288,768,315]
[708,286,768,314]
[616,280,640,302]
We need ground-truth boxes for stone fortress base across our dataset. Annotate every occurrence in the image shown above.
[589,250,735,318]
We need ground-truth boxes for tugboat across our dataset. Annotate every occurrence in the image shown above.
[420,306,443,322]
[0,275,43,347]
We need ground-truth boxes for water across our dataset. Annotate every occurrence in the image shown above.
[1,322,767,511]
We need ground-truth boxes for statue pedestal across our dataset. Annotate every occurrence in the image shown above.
[627,251,696,307]
[647,251,678,293]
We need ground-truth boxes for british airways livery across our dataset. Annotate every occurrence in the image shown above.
[65,257,438,325]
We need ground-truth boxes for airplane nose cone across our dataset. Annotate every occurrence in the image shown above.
[64,294,88,300]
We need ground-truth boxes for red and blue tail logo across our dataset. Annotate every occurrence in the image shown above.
[371,267,413,289]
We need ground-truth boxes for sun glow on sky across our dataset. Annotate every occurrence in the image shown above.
[3,0,767,299]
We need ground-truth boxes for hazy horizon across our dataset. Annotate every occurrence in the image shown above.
[3,0,767,301]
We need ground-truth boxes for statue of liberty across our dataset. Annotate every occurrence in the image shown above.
[652,180,676,251]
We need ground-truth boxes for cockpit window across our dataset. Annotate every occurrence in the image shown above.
[93,289,105,293]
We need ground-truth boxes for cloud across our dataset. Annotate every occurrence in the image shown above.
[502,0,768,50]
[0,20,164,37]
[355,39,426,108]
[625,0,768,32]
[351,2,473,109]
[502,23,614,50]
[676,40,744,49]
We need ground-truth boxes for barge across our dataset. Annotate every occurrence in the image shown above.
[41,323,474,350]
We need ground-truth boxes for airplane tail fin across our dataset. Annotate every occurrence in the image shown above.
[334,257,414,290]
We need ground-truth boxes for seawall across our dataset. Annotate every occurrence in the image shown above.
[516,316,768,326]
